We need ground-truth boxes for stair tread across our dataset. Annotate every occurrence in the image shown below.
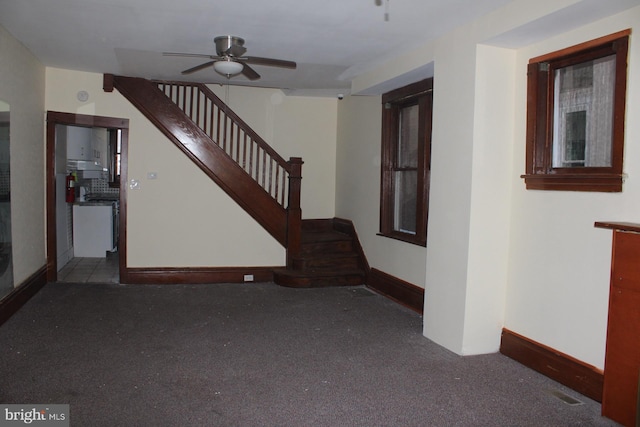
[301,231,350,243]
[277,219,365,288]
[274,268,364,278]
[294,252,359,260]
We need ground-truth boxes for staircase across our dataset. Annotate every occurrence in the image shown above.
[274,218,367,288]
[104,75,367,286]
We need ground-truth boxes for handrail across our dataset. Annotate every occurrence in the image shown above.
[154,80,293,209]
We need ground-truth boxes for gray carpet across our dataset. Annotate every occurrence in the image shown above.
[0,282,618,426]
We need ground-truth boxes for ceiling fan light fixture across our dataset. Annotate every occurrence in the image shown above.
[213,59,244,77]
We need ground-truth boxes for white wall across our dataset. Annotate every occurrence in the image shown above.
[45,69,338,268]
[339,0,640,363]
[505,7,640,369]
[335,95,428,287]
[0,25,46,286]
[207,85,338,219]
[462,45,515,354]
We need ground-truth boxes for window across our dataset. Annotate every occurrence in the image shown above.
[521,30,629,192]
[379,78,432,246]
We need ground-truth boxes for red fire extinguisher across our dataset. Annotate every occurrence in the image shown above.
[65,173,76,203]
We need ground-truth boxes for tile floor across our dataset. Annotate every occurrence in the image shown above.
[57,255,119,283]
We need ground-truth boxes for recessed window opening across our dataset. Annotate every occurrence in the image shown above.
[379,78,432,246]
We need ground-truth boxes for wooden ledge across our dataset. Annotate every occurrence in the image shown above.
[595,221,640,233]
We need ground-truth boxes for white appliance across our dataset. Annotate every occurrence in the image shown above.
[73,203,115,257]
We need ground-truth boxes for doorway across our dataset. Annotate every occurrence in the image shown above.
[46,111,129,283]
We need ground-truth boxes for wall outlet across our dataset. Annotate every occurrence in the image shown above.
[243,274,254,282]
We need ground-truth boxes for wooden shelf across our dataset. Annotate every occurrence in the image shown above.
[595,221,640,233]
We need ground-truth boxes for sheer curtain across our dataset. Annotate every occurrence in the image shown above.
[552,54,616,168]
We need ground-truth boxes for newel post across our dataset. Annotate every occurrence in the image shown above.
[286,157,303,268]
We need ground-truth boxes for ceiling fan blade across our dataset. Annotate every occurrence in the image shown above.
[181,61,216,75]
[241,63,261,80]
[163,52,219,59]
[243,56,297,69]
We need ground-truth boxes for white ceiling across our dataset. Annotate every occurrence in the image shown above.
[0,0,638,97]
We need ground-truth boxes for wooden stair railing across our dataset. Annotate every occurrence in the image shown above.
[104,74,303,266]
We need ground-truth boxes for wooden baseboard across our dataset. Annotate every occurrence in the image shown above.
[500,328,603,402]
[0,265,48,327]
[366,268,424,314]
[123,266,278,284]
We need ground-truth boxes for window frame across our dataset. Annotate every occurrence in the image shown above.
[521,30,629,192]
[379,78,433,246]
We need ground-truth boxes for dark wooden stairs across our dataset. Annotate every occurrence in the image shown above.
[273,218,368,288]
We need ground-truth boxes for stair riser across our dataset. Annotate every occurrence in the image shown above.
[301,219,335,233]
[293,257,359,271]
[274,218,366,289]
[301,240,353,255]
[274,272,365,288]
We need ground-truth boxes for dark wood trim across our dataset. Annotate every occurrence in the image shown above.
[529,29,631,64]
[103,73,114,92]
[379,79,432,246]
[520,173,624,192]
[0,265,47,327]
[382,78,433,104]
[124,266,278,284]
[46,111,129,283]
[523,32,629,193]
[500,328,604,402]
[595,221,640,233]
[286,158,303,268]
[366,268,424,314]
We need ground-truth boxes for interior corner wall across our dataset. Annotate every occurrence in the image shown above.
[422,35,477,354]
[45,69,337,268]
[462,44,516,355]
[423,39,517,356]
[335,94,428,288]
[504,7,640,370]
[0,25,46,286]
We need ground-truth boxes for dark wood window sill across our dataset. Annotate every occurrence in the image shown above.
[521,173,623,192]
[377,232,426,247]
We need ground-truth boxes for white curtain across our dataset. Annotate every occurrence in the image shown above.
[552,55,616,168]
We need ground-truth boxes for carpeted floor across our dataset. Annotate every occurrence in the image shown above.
[0,282,619,426]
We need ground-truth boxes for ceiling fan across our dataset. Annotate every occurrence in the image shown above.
[163,35,296,80]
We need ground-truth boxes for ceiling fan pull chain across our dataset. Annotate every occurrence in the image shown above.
[385,0,390,22]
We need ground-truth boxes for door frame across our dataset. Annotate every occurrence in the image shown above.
[46,111,129,282]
